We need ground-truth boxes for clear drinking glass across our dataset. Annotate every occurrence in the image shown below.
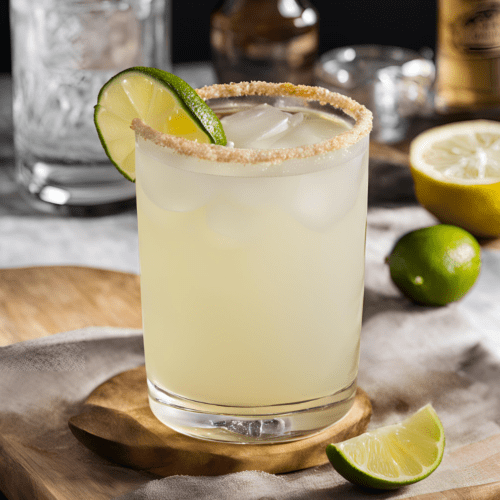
[10,0,169,215]
[134,82,372,443]
[315,45,435,143]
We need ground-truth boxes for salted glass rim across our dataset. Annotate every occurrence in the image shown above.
[131,81,373,165]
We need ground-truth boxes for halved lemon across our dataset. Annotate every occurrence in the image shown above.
[326,404,445,490]
[409,120,500,238]
[94,67,227,181]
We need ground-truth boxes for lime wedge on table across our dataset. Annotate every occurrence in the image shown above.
[326,404,445,490]
[94,67,227,182]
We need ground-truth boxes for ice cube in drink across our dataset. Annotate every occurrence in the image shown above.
[134,82,372,442]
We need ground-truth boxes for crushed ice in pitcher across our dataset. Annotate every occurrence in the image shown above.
[220,103,350,149]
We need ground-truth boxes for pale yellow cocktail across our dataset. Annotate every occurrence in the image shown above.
[134,82,372,442]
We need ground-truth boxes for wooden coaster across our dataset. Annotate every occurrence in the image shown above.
[69,366,372,476]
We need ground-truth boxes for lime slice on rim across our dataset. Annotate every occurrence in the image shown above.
[326,404,445,490]
[94,67,227,181]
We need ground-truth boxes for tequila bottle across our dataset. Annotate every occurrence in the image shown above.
[435,0,500,111]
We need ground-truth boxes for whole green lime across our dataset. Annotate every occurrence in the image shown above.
[387,224,481,306]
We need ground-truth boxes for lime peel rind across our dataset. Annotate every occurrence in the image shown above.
[94,67,227,182]
[326,404,445,490]
[387,224,481,306]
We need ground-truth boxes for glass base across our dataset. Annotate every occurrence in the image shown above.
[16,157,136,216]
[148,379,357,444]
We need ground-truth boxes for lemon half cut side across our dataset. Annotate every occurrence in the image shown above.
[326,404,445,490]
[94,67,227,182]
[409,120,500,238]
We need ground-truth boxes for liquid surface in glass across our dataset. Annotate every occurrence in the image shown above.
[136,104,367,408]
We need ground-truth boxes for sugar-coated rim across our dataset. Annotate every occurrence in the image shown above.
[131,81,373,165]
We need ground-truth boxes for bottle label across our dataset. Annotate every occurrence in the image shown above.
[452,3,500,56]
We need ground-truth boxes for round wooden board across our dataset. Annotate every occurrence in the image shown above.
[2,268,499,498]
[69,366,372,476]
[0,266,372,478]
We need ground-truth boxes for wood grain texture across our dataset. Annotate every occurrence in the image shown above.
[0,266,371,497]
[0,266,142,346]
[0,266,499,500]
[0,266,148,500]
[406,481,500,500]
[68,367,372,476]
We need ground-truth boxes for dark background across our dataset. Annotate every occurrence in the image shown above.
[1,0,436,72]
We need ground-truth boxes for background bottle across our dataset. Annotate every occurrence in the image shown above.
[210,0,319,85]
[435,0,500,112]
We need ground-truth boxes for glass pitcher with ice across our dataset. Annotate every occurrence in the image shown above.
[10,0,169,214]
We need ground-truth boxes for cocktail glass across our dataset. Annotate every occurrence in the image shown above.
[133,82,372,443]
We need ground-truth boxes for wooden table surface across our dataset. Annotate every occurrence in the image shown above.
[0,265,499,500]
[0,267,144,500]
